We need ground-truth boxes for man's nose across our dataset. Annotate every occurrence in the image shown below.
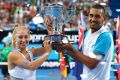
[91,16,97,21]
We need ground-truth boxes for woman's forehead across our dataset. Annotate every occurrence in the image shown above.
[16,29,29,35]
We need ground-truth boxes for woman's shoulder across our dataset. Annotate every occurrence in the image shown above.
[9,50,19,55]
[8,50,21,60]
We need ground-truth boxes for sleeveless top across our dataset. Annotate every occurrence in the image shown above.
[9,49,36,80]
[81,26,114,80]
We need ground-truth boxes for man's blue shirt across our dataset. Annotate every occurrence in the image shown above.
[93,32,112,56]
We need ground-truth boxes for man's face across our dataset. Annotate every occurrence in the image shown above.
[88,8,104,31]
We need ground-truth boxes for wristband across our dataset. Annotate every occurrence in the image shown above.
[44,53,49,56]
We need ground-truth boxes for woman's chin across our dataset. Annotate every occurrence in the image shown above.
[20,45,27,49]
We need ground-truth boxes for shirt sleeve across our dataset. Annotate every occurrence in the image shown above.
[93,32,112,56]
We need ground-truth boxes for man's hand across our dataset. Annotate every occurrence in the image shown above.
[56,42,74,52]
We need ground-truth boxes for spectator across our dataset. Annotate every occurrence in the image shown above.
[0,42,12,80]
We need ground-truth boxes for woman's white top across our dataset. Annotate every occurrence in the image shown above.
[9,49,36,80]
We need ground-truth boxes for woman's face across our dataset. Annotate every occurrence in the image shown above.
[15,29,30,49]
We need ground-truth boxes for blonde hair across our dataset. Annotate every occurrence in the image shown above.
[12,24,30,48]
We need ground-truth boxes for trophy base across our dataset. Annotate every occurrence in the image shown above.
[45,34,68,50]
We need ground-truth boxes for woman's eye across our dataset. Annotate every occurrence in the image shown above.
[18,36,23,39]
[24,35,29,38]
[18,35,29,39]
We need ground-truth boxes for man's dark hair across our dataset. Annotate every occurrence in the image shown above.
[91,4,105,15]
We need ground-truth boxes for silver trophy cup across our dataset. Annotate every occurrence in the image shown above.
[43,1,76,49]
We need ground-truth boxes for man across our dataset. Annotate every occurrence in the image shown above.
[57,4,114,80]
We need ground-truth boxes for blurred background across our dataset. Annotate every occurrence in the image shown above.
[0,0,120,80]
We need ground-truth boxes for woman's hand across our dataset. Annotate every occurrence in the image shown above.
[43,40,52,54]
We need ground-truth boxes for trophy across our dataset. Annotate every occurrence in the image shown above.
[37,1,77,78]
[33,0,77,49]
[42,1,76,49]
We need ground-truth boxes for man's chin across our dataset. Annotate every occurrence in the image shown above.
[90,26,99,31]
[90,26,96,29]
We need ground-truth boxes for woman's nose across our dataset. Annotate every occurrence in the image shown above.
[21,37,27,42]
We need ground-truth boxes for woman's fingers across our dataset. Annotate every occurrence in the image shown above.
[43,40,52,46]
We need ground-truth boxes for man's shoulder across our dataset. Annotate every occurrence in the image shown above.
[99,32,112,40]
[96,32,113,48]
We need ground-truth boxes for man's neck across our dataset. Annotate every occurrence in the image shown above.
[91,26,102,33]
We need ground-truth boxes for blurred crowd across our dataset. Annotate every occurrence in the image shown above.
[0,0,117,31]
[0,0,38,31]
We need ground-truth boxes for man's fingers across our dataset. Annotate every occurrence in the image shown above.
[56,45,64,52]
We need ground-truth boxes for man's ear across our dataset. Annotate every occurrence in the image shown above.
[103,16,107,24]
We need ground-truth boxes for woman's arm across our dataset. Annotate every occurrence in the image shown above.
[8,50,50,70]
[30,47,46,57]
[30,40,52,57]
[8,40,52,70]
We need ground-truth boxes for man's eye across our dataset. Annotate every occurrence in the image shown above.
[95,15,101,18]
[89,14,93,17]
[89,14,101,18]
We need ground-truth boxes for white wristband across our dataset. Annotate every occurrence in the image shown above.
[44,53,49,56]
[88,52,103,60]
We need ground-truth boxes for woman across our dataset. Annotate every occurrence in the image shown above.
[8,25,52,80]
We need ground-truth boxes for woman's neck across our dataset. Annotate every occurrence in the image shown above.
[21,49,27,54]
[15,47,27,54]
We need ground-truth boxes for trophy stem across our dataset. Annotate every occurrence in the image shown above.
[53,17,60,34]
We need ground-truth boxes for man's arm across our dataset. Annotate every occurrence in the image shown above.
[68,49,100,69]
[57,43,100,69]
[58,32,112,69]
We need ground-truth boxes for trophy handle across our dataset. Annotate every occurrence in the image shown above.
[43,15,54,35]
